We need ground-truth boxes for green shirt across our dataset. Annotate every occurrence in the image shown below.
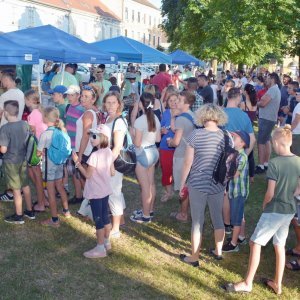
[265,155,300,214]
[50,72,78,89]
[94,80,112,107]
[56,103,67,125]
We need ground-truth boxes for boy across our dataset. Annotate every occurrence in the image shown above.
[283,81,299,125]
[224,126,300,295]
[48,85,68,124]
[0,101,35,224]
[222,131,249,253]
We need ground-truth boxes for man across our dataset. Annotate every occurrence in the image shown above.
[197,74,214,104]
[50,64,78,89]
[283,81,300,124]
[278,75,292,125]
[221,79,235,107]
[256,72,281,174]
[186,77,203,112]
[239,70,248,88]
[151,64,172,93]
[121,65,136,98]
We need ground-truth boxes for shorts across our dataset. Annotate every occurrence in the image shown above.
[159,149,174,186]
[291,135,300,156]
[257,118,276,144]
[250,213,294,246]
[136,145,159,168]
[229,196,246,226]
[43,157,64,181]
[108,170,126,216]
[173,157,185,191]
[3,161,29,190]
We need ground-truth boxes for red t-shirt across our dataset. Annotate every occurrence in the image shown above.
[151,72,172,93]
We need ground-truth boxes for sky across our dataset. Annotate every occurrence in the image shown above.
[150,0,162,8]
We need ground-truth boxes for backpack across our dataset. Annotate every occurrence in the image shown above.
[179,112,200,129]
[111,116,136,174]
[212,130,239,185]
[25,133,41,166]
[47,127,72,165]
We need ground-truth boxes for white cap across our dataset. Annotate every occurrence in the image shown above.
[64,85,80,95]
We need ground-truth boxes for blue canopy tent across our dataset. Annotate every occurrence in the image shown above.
[0,35,39,65]
[3,25,117,64]
[90,36,171,64]
[170,49,205,67]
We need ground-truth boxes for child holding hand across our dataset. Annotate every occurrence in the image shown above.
[72,124,114,258]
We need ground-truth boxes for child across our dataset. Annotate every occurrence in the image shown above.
[224,125,300,294]
[37,107,71,227]
[25,89,48,212]
[72,124,114,258]
[48,85,68,125]
[0,100,35,224]
[222,131,249,252]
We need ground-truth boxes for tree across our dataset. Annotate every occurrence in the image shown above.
[161,0,300,67]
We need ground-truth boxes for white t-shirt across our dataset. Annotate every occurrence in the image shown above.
[134,114,160,149]
[210,84,218,104]
[292,102,300,134]
[0,88,25,127]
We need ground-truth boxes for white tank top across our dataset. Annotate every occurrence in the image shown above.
[75,109,97,156]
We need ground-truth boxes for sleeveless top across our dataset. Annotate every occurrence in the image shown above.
[244,102,257,123]
[75,109,97,156]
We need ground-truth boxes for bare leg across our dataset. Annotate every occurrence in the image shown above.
[258,144,265,165]
[148,165,156,212]
[223,193,230,225]
[265,141,271,164]
[29,166,46,210]
[214,229,225,255]
[22,185,32,211]
[231,226,241,245]
[111,215,122,234]
[47,181,58,218]
[96,228,105,245]
[104,223,111,239]
[180,197,189,218]
[55,179,69,210]
[240,218,246,238]
[271,244,284,295]
[13,189,23,215]
[291,218,300,252]
[72,174,83,199]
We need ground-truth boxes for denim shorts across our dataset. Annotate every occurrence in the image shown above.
[229,196,246,226]
[136,145,159,168]
[258,118,276,144]
[250,213,294,246]
[43,157,64,181]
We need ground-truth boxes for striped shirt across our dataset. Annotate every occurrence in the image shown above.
[228,149,249,199]
[66,103,85,149]
[187,128,227,194]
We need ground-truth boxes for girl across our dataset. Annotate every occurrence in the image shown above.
[25,90,48,212]
[130,92,161,224]
[72,124,114,258]
[37,107,71,227]
[159,92,179,202]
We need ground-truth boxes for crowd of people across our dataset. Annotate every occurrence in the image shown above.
[0,63,300,294]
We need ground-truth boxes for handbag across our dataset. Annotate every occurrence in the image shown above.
[111,116,136,174]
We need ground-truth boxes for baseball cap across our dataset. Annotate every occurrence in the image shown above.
[233,131,250,148]
[65,85,80,95]
[48,85,68,95]
[89,124,111,139]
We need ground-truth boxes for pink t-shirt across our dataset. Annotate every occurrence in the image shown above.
[83,147,113,199]
[27,109,47,139]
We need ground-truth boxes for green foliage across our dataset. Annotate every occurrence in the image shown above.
[161,0,300,65]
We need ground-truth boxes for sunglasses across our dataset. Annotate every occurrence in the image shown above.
[89,133,99,140]
[82,85,96,96]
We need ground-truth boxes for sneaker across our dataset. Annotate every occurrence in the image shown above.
[255,166,265,174]
[69,196,83,204]
[130,214,151,224]
[224,224,232,235]
[0,192,14,202]
[83,246,107,258]
[4,213,24,224]
[110,231,121,239]
[104,241,112,251]
[62,210,71,218]
[226,237,247,245]
[24,210,36,220]
[222,241,240,253]
[41,218,60,228]
[133,209,154,218]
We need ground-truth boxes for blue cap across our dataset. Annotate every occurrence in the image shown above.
[48,85,68,94]
[234,130,250,148]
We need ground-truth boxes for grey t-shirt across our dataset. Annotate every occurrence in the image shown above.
[259,84,281,122]
[174,111,195,158]
[0,121,28,164]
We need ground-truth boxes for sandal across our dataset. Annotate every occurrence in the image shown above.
[179,254,199,267]
[260,278,281,295]
[286,259,300,271]
[286,248,300,258]
[170,212,188,223]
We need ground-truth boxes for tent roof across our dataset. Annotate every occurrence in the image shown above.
[91,36,171,64]
[3,25,117,64]
[170,49,205,67]
[0,35,39,65]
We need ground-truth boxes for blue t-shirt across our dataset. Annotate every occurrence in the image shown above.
[159,109,175,150]
[224,107,254,133]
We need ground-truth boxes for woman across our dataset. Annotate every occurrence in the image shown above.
[103,91,127,237]
[130,92,161,223]
[179,104,228,266]
[240,84,257,182]
[159,92,179,202]
[42,64,60,92]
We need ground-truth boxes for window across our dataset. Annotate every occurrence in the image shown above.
[138,12,141,23]
[132,10,134,22]
[28,7,35,27]
[149,16,151,26]
[143,33,146,43]
[148,34,151,45]
[125,7,128,20]
[125,29,128,37]
[153,35,155,46]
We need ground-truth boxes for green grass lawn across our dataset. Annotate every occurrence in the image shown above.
[0,166,299,299]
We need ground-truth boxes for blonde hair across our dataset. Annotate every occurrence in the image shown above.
[195,104,228,127]
[272,125,292,145]
[144,85,156,97]
[43,106,66,131]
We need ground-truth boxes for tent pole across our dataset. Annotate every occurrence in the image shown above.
[37,61,42,100]
[60,63,65,85]
[140,64,143,95]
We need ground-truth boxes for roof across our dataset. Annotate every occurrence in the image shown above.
[134,0,159,10]
[33,0,120,21]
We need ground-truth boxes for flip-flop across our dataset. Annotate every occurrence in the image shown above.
[286,259,300,271]
[170,212,188,223]
[260,278,281,295]
[286,248,300,258]
[221,283,251,293]
[209,249,223,260]
[179,254,199,267]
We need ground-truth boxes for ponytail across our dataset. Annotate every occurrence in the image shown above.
[140,92,156,132]
[43,106,66,132]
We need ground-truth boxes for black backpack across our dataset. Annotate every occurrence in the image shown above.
[212,130,239,185]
